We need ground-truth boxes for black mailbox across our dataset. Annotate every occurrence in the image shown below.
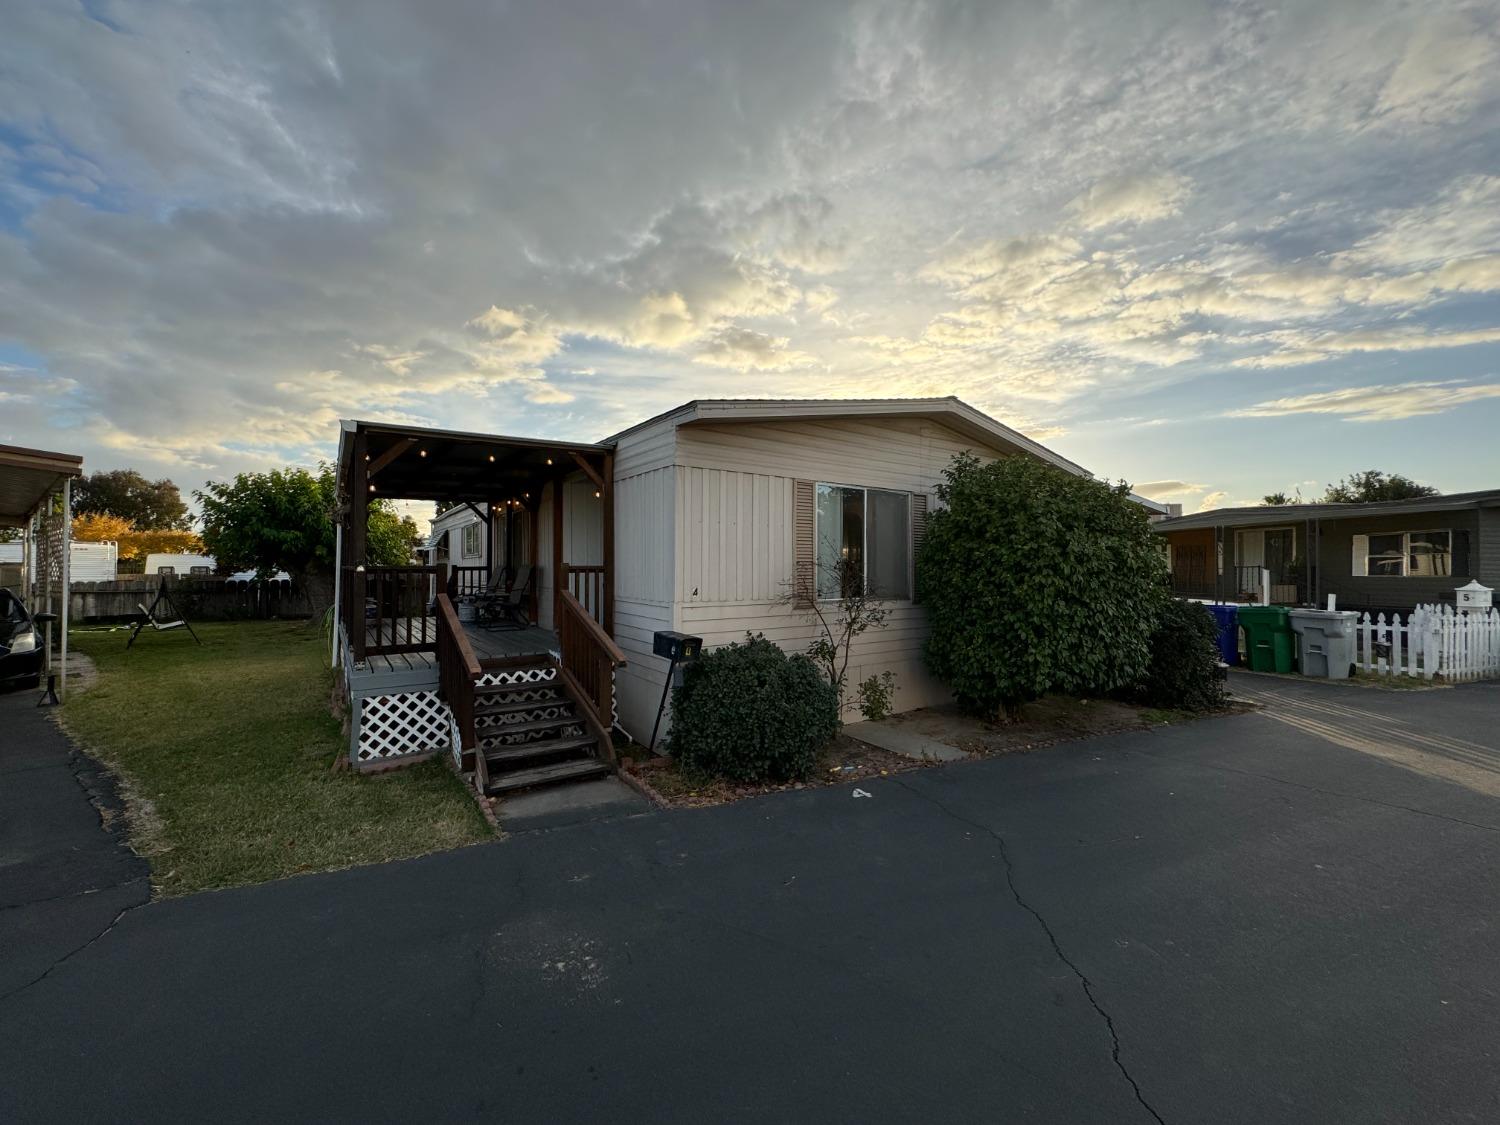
[652,630,703,661]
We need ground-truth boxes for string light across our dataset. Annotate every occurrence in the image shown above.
[368,484,376,492]
[419,449,427,458]
[488,453,495,462]
[545,457,553,465]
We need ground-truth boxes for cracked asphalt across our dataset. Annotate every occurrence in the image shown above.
[3,674,1500,1122]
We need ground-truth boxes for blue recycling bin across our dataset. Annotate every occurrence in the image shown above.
[1206,604,1240,666]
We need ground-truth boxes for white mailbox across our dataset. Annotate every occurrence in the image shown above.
[1455,580,1493,611]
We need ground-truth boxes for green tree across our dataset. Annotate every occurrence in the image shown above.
[1323,471,1437,503]
[74,469,192,530]
[917,454,1168,720]
[1262,491,1292,505]
[196,465,418,614]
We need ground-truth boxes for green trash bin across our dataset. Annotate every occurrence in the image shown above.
[1238,605,1294,673]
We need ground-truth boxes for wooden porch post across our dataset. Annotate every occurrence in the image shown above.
[601,450,615,635]
[551,473,565,630]
[349,428,369,661]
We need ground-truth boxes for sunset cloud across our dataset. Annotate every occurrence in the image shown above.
[0,0,1496,507]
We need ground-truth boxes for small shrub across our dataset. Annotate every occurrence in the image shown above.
[1137,599,1226,712]
[666,633,840,783]
[856,671,897,721]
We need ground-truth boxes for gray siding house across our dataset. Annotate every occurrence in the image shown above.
[1156,490,1500,613]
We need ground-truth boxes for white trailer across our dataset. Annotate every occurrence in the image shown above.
[144,552,217,576]
[69,540,119,581]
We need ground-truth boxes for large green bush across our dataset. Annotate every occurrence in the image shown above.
[917,453,1169,718]
[665,634,840,783]
[1137,599,1227,712]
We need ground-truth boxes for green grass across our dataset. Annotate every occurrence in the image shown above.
[64,621,491,897]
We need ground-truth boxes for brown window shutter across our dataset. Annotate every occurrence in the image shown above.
[911,493,929,601]
[794,479,815,607]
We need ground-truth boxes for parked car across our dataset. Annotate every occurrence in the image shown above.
[0,589,42,690]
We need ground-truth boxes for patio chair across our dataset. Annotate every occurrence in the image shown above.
[478,564,535,630]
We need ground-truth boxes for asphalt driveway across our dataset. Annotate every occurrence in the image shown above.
[3,674,1499,1123]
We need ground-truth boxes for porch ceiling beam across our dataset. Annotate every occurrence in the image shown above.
[570,451,605,491]
[367,437,418,478]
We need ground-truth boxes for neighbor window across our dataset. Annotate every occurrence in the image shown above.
[815,483,910,600]
[1355,529,1451,577]
[462,522,482,559]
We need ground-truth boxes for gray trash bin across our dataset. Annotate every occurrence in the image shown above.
[1289,609,1359,679]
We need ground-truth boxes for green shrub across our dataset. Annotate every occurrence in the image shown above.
[856,671,897,721]
[1137,599,1227,712]
[666,634,840,783]
[917,453,1169,718]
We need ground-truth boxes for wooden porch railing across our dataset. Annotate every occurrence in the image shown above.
[448,565,490,600]
[344,564,444,660]
[562,563,606,625]
[435,592,485,788]
[555,588,626,755]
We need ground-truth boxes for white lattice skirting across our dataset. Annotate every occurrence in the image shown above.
[355,690,453,765]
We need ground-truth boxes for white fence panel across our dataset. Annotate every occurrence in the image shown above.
[1358,606,1500,683]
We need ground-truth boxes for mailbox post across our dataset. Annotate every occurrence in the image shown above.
[649,630,703,751]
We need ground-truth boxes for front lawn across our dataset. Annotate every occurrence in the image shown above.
[64,621,490,896]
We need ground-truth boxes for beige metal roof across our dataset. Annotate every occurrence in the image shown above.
[0,443,83,528]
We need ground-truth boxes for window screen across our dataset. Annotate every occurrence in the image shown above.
[1367,534,1404,577]
[815,484,910,600]
[866,489,910,599]
[1408,531,1451,577]
[815,484,864,599]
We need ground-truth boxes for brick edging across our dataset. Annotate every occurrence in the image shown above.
[614,763,672,808]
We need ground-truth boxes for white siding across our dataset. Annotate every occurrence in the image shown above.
[563,479,604,566]
[536,482,555,630]
[664,417,1012,718]
[611,415,678,478]
[610,464,675,741]
[675,416,992,496]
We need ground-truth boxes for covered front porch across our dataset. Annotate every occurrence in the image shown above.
[333,420,626,776]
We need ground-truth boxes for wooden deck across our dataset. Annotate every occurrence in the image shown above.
[347,619,559,695]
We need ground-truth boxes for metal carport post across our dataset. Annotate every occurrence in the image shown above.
[0,444,84,699]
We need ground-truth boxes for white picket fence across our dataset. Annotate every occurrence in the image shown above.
[1355,605,1500,683]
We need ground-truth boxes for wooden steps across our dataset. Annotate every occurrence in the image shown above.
[485,758,611,794]
[466,657,611,797]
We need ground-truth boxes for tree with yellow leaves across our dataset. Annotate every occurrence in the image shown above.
[72,512,206,563]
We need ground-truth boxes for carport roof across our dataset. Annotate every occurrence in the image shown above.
[1155,488,1500,532]
[0,443,83,528]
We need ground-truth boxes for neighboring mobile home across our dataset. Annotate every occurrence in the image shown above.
[1155,490,1500,613]
[332,398,1165,787]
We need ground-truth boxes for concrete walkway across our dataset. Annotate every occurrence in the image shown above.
[0,688,149,1003]
[844,718,968,761]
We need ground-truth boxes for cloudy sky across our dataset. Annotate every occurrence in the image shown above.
[3,0,1499,521]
